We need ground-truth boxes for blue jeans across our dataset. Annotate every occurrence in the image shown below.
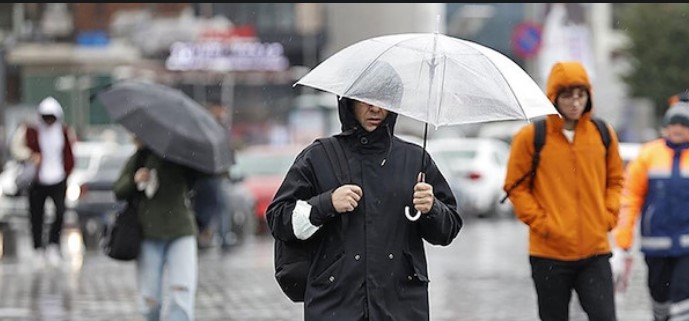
[193,176,233,247]
[138,236,197,321]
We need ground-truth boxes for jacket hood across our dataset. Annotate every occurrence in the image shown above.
[38,96,64,119]
[545,61,593,114]
[337,97,398,135]
[336,60,403,136]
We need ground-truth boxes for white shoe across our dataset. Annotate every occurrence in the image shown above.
[45,245,62,268]
[31,249,46,271]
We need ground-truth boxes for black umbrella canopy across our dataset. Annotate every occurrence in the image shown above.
[97,80,232,174]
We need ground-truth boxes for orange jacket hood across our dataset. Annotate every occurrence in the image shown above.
[546,61,593,113]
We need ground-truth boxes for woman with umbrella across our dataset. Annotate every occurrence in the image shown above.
[113,135,205,321]
[97,80,234,320]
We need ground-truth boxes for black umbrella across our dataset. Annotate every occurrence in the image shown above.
[97,80,232,174]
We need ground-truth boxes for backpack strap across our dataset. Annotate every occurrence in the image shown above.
[590,117,611,158]
[500,119,545,203]
[530,119,546,190]
[315,136,351,234]
[316,136,350,185]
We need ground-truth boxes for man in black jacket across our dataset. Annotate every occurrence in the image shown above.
[266,91,463,320]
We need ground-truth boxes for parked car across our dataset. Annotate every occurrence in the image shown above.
[426,137,513,218]
[231,144,305,234]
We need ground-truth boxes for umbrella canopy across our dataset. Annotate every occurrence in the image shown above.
[295,32,558,128]
[97,80,232,174]
[296,32,558,221]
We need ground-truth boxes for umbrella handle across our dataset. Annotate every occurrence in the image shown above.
[404,206,421,221]
[405,172,426,221]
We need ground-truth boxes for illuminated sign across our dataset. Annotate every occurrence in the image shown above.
[165,41,289,72]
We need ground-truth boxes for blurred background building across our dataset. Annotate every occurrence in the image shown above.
[0,3,654,162]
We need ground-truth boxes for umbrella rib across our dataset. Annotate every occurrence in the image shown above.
[435,54,448,125]
[478,52,530,120]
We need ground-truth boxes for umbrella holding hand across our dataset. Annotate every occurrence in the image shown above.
[334,101,435,218]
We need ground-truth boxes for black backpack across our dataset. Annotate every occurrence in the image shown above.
[501,117,611,203]
[273,136,350,302]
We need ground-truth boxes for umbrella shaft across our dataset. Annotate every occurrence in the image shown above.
[421,122,428,174]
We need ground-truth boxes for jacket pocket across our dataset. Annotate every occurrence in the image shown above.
[311,252,344,287]
[398,251,429,300]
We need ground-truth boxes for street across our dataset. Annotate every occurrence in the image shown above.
[0,216,651,321]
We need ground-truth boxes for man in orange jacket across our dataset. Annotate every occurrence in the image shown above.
[504,61,625,321]
[612,97,689,321]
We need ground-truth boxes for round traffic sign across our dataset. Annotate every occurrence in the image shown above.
[511,21,543,59]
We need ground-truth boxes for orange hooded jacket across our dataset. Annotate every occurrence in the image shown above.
[503,62,625,261]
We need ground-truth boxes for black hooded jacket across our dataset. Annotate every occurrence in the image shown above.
[266,97,463,321]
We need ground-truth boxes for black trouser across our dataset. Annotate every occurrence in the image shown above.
[645,255,689,321]
[530,254,616,321]
[28,179,67,249]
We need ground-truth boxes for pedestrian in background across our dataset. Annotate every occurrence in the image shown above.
[266,62,463,320]
[10,96,76,269]
[503,61,625,320]
[192,99,236,251]
[114,135,203,321]
[612,97,689,321]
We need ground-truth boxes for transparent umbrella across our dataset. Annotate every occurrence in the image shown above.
[295,32,558,220]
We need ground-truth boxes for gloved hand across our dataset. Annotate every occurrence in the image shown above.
[609,247,633,292]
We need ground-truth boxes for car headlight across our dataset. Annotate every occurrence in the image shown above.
[66,184,81,202]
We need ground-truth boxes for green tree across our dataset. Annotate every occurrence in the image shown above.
[618,3,689,120]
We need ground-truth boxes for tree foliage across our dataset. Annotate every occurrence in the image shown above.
[618,3,689,118]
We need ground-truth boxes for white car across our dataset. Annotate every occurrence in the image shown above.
[427,137,513,218]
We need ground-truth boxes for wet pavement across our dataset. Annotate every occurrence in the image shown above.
[0,217,652,321]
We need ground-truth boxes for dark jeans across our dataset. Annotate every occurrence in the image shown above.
[645,255,689,321]
[28,179,67,249]
[192,175,232,246]
[530,254,616,321]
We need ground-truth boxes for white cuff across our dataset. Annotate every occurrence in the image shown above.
[292,200,320,240]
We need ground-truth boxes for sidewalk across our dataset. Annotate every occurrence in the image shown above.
[0,218,652,321]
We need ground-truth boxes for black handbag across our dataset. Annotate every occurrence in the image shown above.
[101,149,149,261]
[101,197,142,261]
